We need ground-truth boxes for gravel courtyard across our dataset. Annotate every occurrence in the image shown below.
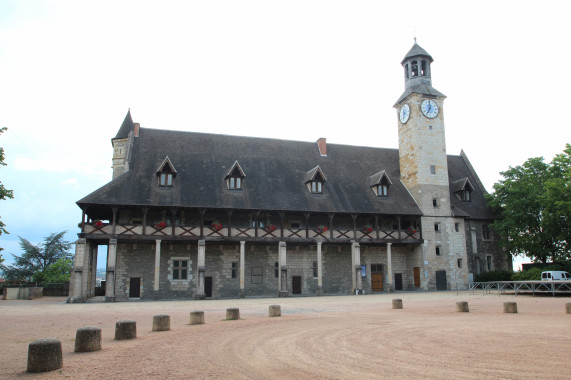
[0,291,569,379]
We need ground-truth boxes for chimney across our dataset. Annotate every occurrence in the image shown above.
[316,138,327,157]
[133,123,140,137]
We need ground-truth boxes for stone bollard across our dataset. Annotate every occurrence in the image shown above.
[189,311,205,325]
[152,314,170,332]
[226,308,240,320]
[269,305,281,317]
[27,338,63,373]
[503,302,518,314]
[392,299,403,309]
[74,327,102,352]
[115,320,137,340]
[566,302,571,314]
[456,301,469,313]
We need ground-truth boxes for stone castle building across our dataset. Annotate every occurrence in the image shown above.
[69,42,510,302]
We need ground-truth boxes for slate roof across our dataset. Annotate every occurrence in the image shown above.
[394,84,446,106]
[78,128,423,217]
[401,42,434,64]
[78,127,496,221]
[447,154,495,220]
[113,110,134,140]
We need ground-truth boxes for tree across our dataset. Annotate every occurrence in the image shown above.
[486,144,571,263]
[0,127,14,263]
[32,257,73,283]
[0,231,72,282]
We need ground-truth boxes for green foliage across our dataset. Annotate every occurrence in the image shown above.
[33,257,73,284]
[486,144,571,263]
[474,270,513,282]
[0,231,72,282]
[512,268,543,281]
[0,127,14,258]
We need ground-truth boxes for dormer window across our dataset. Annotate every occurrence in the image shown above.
[369,170,392,197]
[225,161,246,190]
[310,180,323,193]
[452,178,474,202]
[305,166,327,194]
[156,157,177,187]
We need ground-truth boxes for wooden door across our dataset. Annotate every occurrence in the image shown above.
[205,277,213,297]
[371,273,383,292]
[413,267,421,288]
[394,273,403,290]
[435,270,447,291]
[129,277,140,298]
[292,276,302,294]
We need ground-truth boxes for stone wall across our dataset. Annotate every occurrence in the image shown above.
[111,241,426,300]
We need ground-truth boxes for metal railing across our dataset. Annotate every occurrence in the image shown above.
[470,281,571,296]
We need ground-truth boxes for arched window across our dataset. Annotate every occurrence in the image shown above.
[421,60,427,76]
[411,60,418,77]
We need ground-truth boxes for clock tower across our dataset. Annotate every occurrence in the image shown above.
[395,41,468,290]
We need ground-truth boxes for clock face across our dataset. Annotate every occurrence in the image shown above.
[399,104,410,124]
[421,99,439,119]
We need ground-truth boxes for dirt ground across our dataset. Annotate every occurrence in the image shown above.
[0,291,569,379]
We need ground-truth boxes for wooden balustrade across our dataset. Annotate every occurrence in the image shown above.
[83,223,421,243]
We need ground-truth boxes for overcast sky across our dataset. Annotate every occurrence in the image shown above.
[0,1,569,269]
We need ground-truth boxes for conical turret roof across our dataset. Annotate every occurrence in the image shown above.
[113,109,134,140]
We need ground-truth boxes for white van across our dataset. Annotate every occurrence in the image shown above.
[541,271,571,281]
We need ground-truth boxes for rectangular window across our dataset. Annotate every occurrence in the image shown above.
[486,256,492,271]
[172,260,188,280]
[432,198,438,208]
[435,246,441,256]
[434,223,440,232]
[313,261,318,278]
[378,184,388,197]
[228,177,242,190]
[311,181,323,193]
[159,173,173,187]
[455,223,460,232]
[430,165,436,175]
[457,259,462,268]
[231,262,237,279]
[275,262,279,278]
[482,224,491,240]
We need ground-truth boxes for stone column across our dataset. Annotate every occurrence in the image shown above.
[196,240,206,299]
[351,242,361,293]
[239,241,245,298]
[69,238,87,302]
[421,239,429,290]
[317,241,323,295]
[278,242,289,297]
[105,239,117,302]
[386,242,394,292]
[154,240,161,294]
[88,245,98,298]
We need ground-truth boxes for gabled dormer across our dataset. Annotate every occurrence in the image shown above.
[225,161,246,190]
[451,178,474,202]
[305,166,327,194]
[369,170,392,197]
[157,156,177,187]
